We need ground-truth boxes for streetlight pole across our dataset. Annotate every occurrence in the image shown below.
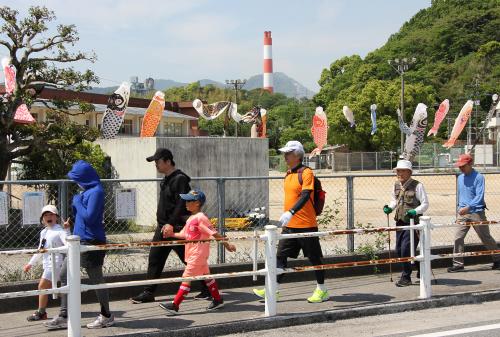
[225,79,246,137]
[388,57,416,153]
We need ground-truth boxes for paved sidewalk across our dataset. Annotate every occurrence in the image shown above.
[1,264,499,337]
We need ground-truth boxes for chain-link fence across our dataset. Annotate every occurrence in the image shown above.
[2,171,500,283]
[270,144,498,172]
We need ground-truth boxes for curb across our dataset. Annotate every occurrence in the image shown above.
[119,288,500,337]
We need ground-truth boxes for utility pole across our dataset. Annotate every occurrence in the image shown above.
[388,57,417,153]
[225,79,246,137]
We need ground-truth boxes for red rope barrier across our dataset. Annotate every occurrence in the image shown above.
[455,221,500,226]
[281,257,414,273]
[435,249,500,259]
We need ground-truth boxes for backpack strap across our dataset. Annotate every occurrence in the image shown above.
[296,166,306,185]
[295,167,315,208]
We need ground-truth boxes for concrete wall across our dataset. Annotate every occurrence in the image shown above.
[96,138,159,227]
[96,138,158,179]
[96,137,269,224]
[156,137,269,218]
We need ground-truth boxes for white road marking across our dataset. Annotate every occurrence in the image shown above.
[409,323,500,337]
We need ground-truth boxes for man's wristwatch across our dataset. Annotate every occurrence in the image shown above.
[289,209,296,215]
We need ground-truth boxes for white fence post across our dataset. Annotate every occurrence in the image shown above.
[264,225,278,317]
[67,235,81,337]
[410,218,415,265]
[419,216,432,299]
[252,228,258,282]
[50,249,58,299]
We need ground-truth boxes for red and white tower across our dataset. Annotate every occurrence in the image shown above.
[263,31,273,93]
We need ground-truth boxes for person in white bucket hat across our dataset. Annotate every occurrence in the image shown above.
[23,205,69,322]
[383,160,429,287]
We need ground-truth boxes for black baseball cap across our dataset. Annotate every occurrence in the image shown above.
[146,148,175,165]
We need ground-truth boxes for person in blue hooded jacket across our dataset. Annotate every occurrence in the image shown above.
[45,160,114,330]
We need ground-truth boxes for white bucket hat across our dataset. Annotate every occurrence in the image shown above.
[279,140,304,153]
[393,160,413,172]
[40,205,59,218]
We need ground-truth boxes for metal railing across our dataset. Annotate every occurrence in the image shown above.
[3,216,500,337]
[273,144,498,172]
[2,171,500,283]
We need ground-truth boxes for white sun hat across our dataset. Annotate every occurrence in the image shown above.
[393,160,413,172]
[40,205,59,217]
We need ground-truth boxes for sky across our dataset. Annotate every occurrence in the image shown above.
[2,0,431,91]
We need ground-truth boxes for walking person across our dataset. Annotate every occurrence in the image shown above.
[159,189,236,315]
[45,160,114,330]
[24,205,68,322]
[253,140,329,303]
[130,148,209,304]
[448,154,500,272]
[383,159,429,287]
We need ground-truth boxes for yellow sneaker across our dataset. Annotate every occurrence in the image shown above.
[252,288,280,300]
[253,288,266,299]
[307,289,329,303]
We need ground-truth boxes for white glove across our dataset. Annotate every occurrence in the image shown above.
[279,211,293,226]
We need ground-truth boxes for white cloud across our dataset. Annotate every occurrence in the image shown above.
[5,0,207,32]
[1,0,431,92]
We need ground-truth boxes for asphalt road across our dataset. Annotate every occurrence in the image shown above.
[225,300,500,337]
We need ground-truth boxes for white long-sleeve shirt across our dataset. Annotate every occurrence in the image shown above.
[28,224,69,270]
[388,182,429,215]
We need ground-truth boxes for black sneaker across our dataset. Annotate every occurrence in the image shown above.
[130,291,155,304]
[395,278,412,287]
[27,310,47,321]
[492,261,500,270]
[447,265,465,273]
[194,291,212,301]
[207,299,224,311]
[159,302,179,316]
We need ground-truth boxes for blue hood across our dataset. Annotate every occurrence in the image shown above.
[68,160,101,189]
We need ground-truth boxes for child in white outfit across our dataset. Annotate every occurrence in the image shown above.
[24,205,69,321]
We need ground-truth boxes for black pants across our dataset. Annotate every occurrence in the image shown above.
[396,220,420,280]
[276,227,325,284]
[144,225,208,294]
[59,250,110,318]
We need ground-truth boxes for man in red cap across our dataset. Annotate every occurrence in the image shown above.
[448,153,500,272]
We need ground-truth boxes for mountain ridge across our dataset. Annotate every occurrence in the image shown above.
[86,72,315,98]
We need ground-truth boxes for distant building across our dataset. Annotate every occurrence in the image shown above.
[11,87,205,137]
[144,77,155,90]
[130,76,155,95]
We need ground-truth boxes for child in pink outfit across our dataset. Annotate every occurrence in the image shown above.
[159,189,236,315]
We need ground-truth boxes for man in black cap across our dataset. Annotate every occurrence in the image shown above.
[130,148,210,303]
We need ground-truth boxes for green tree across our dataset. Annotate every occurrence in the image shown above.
[315,0,499,152]
[0,6,98,183]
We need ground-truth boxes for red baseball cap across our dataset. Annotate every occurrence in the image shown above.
[455,153,473,167]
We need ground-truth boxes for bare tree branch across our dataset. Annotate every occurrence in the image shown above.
[0,39,12,49]
[0,5,100,179]
[31,54,91,63]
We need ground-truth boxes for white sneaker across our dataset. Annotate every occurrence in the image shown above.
[45,315,68,330]
[86,314,115,329]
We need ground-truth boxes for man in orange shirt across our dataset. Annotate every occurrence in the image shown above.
[253,140,329,303]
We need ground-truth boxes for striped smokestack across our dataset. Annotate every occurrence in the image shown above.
[263,31,273,93]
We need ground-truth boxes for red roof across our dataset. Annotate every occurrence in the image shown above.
[0,85,198,117]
